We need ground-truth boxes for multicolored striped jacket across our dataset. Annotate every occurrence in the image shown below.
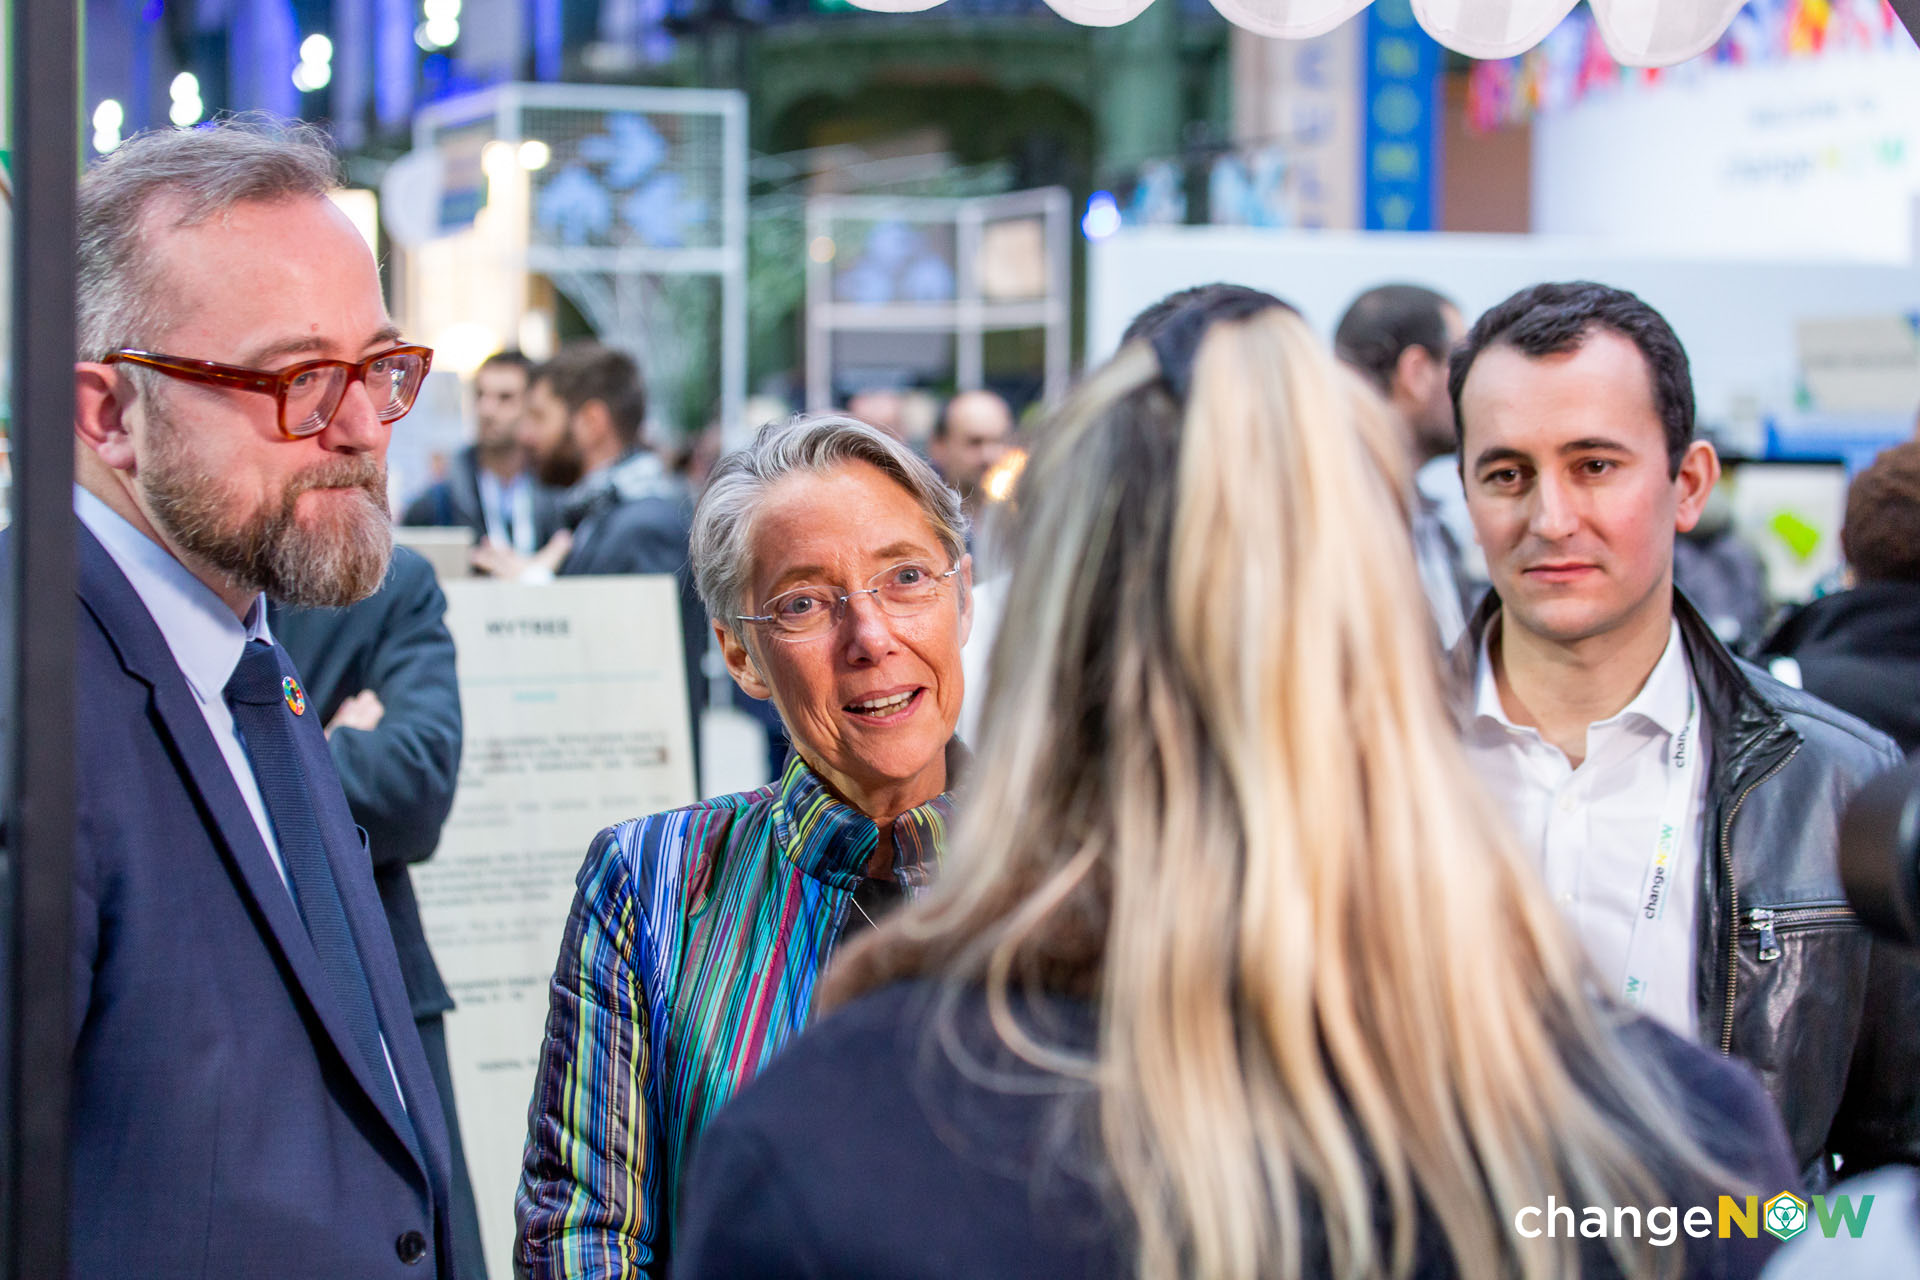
[514,752,953,1277]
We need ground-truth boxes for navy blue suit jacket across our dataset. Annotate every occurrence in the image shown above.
[67,524,457,1278]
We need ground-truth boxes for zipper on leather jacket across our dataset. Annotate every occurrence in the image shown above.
[1746,904,1856,962]
[1719,743,1801,1055]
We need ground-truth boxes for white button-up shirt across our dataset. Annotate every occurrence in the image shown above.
[1464,617,1710,1038]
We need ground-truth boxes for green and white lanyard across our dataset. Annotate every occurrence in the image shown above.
[1620,679,1701,1018]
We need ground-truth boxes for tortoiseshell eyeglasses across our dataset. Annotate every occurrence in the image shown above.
[103,345,434,440]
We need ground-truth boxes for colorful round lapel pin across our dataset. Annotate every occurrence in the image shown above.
[282,675,307,716]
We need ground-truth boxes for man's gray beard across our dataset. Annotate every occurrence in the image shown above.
[140,396,393,608]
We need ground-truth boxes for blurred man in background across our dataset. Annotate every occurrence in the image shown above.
[1763,440,1920,754]
[515,342,706,760]
[1335,283,1476,645]
[929,389,1013,532]
[846,386,906,441]
[404,350,560,569]
[1672,481,1770,651]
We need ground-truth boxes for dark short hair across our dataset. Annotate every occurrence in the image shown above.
[1842,440,1920,583]
[1334,284,1455,394]
[1449,281,1694,475]
[478,349,534,380]
[532,343,647,447]
[1119,283,1298,347]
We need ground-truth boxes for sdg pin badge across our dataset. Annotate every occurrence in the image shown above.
[282,675,307,717]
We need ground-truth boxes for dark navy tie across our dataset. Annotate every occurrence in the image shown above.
[225,639,408,1125]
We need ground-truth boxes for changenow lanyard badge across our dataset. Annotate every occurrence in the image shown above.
[1620,679,1701,1014]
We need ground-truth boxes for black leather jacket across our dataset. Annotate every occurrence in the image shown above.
[1461,593,1913,1182]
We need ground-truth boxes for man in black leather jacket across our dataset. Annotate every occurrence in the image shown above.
[1449,281,1913,1184]
[1461,589,1911,1180]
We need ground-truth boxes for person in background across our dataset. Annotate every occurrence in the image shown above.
[403,350,560,571]
[1671,479,1771,651]
[511,342,706,759]
[1762,440,1920,753]
[846,386,906,441]
[1451,281,1914,1183]
[929,389,1014,533]
[674,299,1795,1280]
[668,420,725,492]
[516,415,971,1277]
[272,545,485,1279]
[893,389,942,459]
[1335,283,1477,645]
[61,118,456,1276]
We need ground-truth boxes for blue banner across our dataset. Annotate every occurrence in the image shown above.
[1363,0,1441,232]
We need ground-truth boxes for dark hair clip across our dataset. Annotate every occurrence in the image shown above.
[1147,289,1289,403]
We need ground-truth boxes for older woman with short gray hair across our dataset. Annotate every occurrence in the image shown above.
[516,414,973,1277]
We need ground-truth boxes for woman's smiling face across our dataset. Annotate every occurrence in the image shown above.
[718,460,972,822]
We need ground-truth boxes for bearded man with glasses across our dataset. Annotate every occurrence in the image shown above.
[516,414,973,1278]
[53,120,459,1277]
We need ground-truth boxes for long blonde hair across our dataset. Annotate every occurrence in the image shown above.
[827,308,1739,1279]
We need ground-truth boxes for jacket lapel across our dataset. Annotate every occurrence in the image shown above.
[1672,593,1801,1052]
[77,527,432,1180]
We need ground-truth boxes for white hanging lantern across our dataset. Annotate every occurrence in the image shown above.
[839,0,1771,68]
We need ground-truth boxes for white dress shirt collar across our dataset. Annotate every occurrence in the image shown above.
[1474,613,1691,747]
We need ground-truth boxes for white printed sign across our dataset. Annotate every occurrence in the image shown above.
[414,577,695,1277]
[1797,314,1920,415]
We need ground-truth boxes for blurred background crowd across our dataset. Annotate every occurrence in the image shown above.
[49,1,1920,799]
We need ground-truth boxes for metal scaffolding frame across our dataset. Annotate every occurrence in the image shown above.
[804,186,1073,413]
[409,82,749,442]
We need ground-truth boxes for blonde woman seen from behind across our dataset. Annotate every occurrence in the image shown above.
[672,304,1799,1280]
